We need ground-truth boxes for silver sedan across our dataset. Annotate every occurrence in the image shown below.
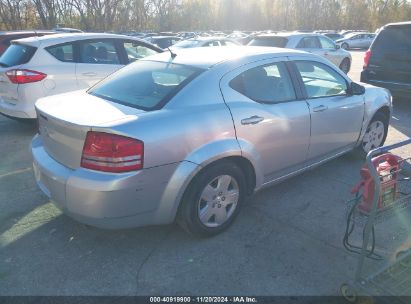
[336,33,376,50]
[32,47,392,236]
[248,33,352,74]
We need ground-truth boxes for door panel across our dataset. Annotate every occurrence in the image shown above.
[220,58,311,181]
[75,39,124,88]
[293,60,364,160]
[306,95,364,159]
[297,36,329,64]
[350,35,362,48]
[319,36,340,66]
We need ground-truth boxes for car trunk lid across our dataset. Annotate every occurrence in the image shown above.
[36,90,144,169]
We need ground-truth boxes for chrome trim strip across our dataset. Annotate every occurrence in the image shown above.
[81,159,141,167]
[82,155,141,162]
[259,147,352,189]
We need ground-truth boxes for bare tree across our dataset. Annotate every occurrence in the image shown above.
[1,0,411,32]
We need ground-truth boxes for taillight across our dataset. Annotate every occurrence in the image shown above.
[363,49,372,69]
[81,131,144,173]
[6,69,47,84]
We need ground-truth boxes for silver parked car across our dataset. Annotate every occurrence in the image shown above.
[248,33,352,73]
[336,32,376,50]
[32,47,392,236]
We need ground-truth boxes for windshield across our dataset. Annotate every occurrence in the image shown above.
[248,37,288,47]
[0,43,36,67]
[172,40,202,48]
[89,60,203,111]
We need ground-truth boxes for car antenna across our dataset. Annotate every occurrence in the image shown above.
[167,47,177,59]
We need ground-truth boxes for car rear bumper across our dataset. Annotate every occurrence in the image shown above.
[31,134,184,229]
[0,97,36,119]
[361,71,411,98]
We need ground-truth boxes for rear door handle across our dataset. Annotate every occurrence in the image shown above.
[241,115,264,125]
[312,105,328,112]
[82,72,97,77]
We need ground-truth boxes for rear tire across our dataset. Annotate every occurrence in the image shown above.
[177,161,246,237]
[341,43,349,50]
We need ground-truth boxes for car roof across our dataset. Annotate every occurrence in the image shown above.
[0,30,55,36]
[188,36,234,41]
[141,46,308,69]
[384,21,411,28]
[12,32,143,47]
[255,32,318,39]
[150,36,180,39]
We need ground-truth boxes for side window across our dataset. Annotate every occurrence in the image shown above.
[229,62,296,104]
[123,41,158,63]
[319,37,335,49]
[79,40,120,64]
[47,43,74,62]
[295,61,348,98]
[206,41,220,47]
[296,37,321,48]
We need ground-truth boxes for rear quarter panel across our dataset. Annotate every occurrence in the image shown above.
[89,73,240,223]
[92,70,240,170]
[20,48,77,100]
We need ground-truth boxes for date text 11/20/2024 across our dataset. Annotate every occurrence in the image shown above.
[149,297,257,303]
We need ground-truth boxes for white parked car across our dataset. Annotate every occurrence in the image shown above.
[0,33,162,119]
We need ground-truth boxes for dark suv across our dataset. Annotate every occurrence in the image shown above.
[361,22,411,98]
[0,31,55,56]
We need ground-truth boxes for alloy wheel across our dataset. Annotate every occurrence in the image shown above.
[362,120,386,153]
[197,175,239,228]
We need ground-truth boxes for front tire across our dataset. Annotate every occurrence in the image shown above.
[341,43,349,50]
[177,161,246,237]
[357,112,389,157]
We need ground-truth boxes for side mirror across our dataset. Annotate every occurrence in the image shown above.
[348,82,365,95]
[335,44,340,50]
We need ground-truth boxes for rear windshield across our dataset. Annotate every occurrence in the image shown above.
[373,27,411,52]
[248,37,288,48]
[89,60,203,111]
[0,43,36,67]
